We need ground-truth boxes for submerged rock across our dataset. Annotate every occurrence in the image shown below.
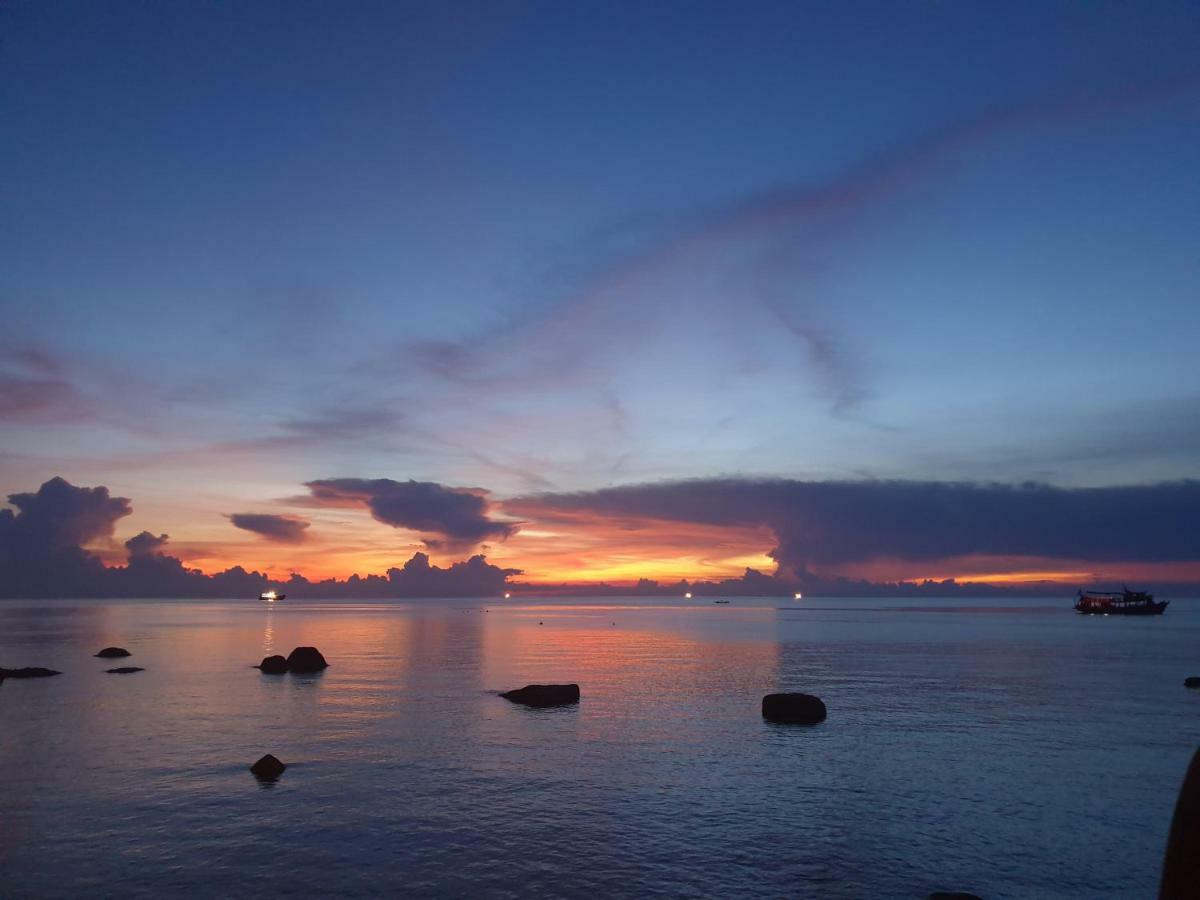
[762,692,827,724]
[928,893,983,900]
[286,646,328,674]
[1185,677,1200,688]
[105,667,144,674]
[0,667,62,679]
[500,683,580,707]
[249,753,287,780]
[95,647,131,658]
[256,655,289,674]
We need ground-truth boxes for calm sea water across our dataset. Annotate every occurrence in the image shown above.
[2,596,1198,899]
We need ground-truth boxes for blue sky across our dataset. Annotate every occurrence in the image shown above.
[2,1,1199,583]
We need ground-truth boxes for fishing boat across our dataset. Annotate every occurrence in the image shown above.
[259,590,286,602]
[713,599,730,604]
[1074,587,1167,616]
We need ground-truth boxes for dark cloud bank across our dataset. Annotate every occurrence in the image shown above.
[229,513,310,544]
[305,478,516,550]
[0,478,519,599]
[3,476,1199,599]
[513,477,1200,596]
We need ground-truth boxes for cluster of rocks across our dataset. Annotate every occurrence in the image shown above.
[255,646,329,674]
[1,646,139,681]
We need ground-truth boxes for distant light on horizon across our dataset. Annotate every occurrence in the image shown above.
[794,592,803,600]
[684,592,692,599]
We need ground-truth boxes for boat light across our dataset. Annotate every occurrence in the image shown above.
[684,592,692,599]
[504,592,511,599]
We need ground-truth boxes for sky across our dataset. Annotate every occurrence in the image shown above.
[2,1,1199,594]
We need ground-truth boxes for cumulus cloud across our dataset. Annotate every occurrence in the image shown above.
[229,513,310,544]
[0,477,131,596]
[125,531,170,557]
[0,477,520,599]
[305,478,517,549]
[510,478,1200,575]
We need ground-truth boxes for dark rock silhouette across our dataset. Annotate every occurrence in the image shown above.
[95,647,131,658]
[249,753,287,780]
[500,683,580,707]
[256,655,289,674]
[762,692,827,724]
[286,646,328,673]
[1185,677,1200,688]
[1161,747,1200,899]
[0,667,62,679]
[105,666,144,674]
[928,893,982,900]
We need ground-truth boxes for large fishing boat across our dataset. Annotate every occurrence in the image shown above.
[1074,587,1167,616]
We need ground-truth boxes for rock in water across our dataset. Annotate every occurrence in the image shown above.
[249,754,287,780]
[286,646,328,674]
[928,893,983,900]
[105,667,144,674]
[762,692,827,724]
[500,683,580,707]
[1185,677,1200,688]
[257,655,289,674]
[95,647,131,658]
[0,667,62,679]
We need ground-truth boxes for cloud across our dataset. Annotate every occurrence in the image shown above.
[0,476,520,598]
[379,72,1200,423]
[125,531,169,557]
[4,476,131,548]
[228,513,311,544]
[0,347,87,422]
[0,476,131,596]
[510,478,1200,576]
[305,478,517,549]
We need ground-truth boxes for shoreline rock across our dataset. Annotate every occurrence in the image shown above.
[105,667,144,674]
[762,692,827,725]
[95,647,131,658]
[500,683,580,707]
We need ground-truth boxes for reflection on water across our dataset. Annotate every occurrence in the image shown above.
[0,596,1198,898]
[262,605,274,654]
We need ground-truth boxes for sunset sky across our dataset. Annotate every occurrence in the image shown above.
[2,2,1199,592]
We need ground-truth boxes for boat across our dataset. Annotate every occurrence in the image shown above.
[260,590,285,602]
[713,599,730,604]
[1074,587,1167,616]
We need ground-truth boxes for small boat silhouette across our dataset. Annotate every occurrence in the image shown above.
[260,590,286,602]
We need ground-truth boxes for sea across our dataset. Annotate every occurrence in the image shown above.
[2,596,1197,899]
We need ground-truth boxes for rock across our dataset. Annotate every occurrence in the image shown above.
[256,655,289,674]
[500,683,580,707]
[1185,677,1200,688]
[762,692,827,724]
[928,893,983,900]
[105,667,144,674]
[249,754,287,780]
[286,646,328,674]
[1162,747,1200,898]
[95,647,131,658]
[0,667,62,679]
